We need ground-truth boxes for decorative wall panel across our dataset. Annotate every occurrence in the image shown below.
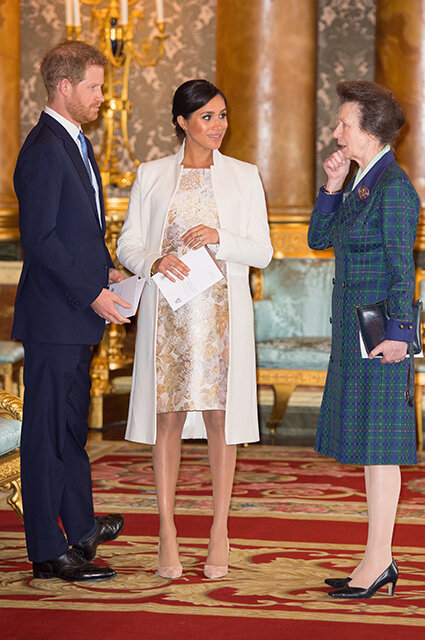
[20,0,217,194]
[315,0,376,191]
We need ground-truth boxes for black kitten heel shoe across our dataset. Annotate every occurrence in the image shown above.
[328,559,398,600]
[324,576,351,588]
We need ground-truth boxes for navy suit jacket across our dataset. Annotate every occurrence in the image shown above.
[12,112,114,345]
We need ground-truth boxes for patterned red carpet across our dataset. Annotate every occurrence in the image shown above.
[2,442,425,639]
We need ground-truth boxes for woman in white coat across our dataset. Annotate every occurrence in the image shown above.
[117,80,272,580]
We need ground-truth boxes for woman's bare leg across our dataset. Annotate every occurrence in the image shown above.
[153,412,186,568]
[345,466,370,579]
[349,464,400,587]
[203,410,237,566]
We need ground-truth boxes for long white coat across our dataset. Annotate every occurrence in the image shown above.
[117,144,273,445]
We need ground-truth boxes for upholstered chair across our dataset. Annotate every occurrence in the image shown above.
[0,389,23,520]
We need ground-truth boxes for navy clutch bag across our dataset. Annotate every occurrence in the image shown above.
[355,299,422,356]
[355,299,422,407]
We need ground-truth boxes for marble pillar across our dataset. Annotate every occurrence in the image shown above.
[0,0,20,241]
[216,0,317,222]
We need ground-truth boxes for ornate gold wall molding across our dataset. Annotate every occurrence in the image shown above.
[257,369,328,387]
[269,224,334,259]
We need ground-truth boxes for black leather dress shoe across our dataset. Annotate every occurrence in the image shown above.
[33,549,116,581]
[73,514,124,561]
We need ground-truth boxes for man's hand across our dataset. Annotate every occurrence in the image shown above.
[91,288,131,324]
[109,268,126,284]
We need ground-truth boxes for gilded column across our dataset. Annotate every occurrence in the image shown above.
[375,0,425,215]
[216,0,317,222]
[0,0,20,240]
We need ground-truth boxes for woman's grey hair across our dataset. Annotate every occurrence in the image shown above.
[336,80,405,145]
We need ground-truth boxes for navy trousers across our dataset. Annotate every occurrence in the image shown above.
[21,342,97,562]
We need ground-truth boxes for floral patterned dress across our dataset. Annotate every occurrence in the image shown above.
[155,168,230,414]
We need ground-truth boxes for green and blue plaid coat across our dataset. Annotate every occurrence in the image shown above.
[308,151,420,465]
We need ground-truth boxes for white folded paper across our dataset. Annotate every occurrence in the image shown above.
[152,247,224,311]
[107,275,146,323]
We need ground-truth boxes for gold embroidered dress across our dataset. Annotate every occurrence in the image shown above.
[156,168,229,414]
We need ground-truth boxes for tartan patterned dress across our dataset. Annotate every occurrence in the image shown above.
[308,151,420,465]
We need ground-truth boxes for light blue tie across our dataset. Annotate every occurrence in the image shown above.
[77,131,94,185]
[77,131,102,228]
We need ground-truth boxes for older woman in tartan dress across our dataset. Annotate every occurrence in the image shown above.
[308,81,419,600]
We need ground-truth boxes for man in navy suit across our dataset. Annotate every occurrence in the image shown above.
[13,40,131,581]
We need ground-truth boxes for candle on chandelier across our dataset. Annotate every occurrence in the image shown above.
[156,0,164,23]
[121,0,128,25]
[65,0,73,26]
[73,0,81,27]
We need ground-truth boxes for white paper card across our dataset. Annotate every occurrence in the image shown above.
[107,275,146,323]
[359,331,423,358]
[152,247,224,311]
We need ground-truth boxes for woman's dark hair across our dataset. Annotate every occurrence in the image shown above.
[336,80,405,145]
[172,79,227,141]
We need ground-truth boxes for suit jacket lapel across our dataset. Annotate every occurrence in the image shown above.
[63,136,101,226]
[40,113,103,231]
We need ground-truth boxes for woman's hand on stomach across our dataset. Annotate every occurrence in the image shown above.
[182,225,219,249]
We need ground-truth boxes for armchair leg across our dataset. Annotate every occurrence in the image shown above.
[267,383,297,437]
[415,383,423,453]
[1,479,23,521]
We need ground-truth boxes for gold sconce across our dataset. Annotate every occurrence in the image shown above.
[66,0,167,188]
[65,1,167,427]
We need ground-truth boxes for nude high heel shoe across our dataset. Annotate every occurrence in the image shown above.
[203,538,229,579]
[157,542,182,579]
